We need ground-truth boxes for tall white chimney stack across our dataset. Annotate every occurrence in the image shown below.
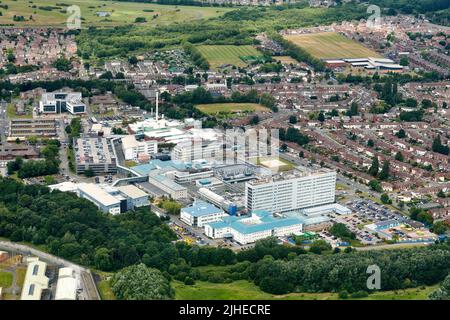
[155,91,159,121]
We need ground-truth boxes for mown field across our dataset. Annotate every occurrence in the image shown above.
[173,280,437,300]
[196,45,263,69]
[283,32,382,60]
[0,0,231,27]
[195,103,270,115]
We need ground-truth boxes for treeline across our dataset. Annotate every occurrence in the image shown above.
[338,70,446,85]
[170,237,450,295]
[183,42,209,70]
[168,86,277,112]
[362,0,450,16]
[268,32,326,72]
[246,242,450,294]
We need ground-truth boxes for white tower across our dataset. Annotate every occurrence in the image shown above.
[155,91,159,121]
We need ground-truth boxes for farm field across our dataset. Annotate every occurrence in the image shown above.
[0,0,232,27]
[195,103,270,115]
[196,45,263,69]
[173,280,437,300]
[283,32,382,60]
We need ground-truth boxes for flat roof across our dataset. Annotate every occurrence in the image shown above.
[21,259,49,300]
[78,183,120,207]
[207,210,302,235]
[117,185,148,199]
[55,277,77,300]
[182,201,223,217]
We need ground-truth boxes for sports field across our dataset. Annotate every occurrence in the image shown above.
[195,103,270,115]
[196,45,263,69]
[283,32,382,59]
[0,0,231,27]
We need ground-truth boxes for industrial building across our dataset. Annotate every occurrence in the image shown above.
[50,182,150,214]
[55,268,77,300]
[20,257,49,300]
[180,200,228,227]
[117,185,150,209]
[204,210,303,245]
[9,118,57,138]
[78,183,124,215]
[148,172,188,200]
[39,92,86,115]
[245,168,336,213]
[74,138,117,175]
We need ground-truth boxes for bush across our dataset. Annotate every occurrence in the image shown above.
[184,277,195,285]
[338,290,349,299]
[350,291,369,298]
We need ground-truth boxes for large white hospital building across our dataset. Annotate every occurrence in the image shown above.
[245,168,336,213]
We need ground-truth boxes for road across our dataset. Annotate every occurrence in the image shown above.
[354,242,432,251]
[0,240,100,300]
[0,101,8,142]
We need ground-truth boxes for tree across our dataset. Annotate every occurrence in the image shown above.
[396,129,406,138]
[329,223,356,241]
[134,17,147,23]
[369,179,382,192]
[249,115,260,125]
[432,135,449,155]
[128,56,138,65]
[437,190,446,198]
[289,115,297,124]
[400,56,409,66]
[53,58,72,71]
[379,161,390,180]
[368,157,379,177]
[367,139,374,148]
[431,221,448,235]
[309,240,332,254]
[84,169,95,178]
[318,112,325,123]
[111,263,174,300]
[395,151,404,162]
[380,193,391,204]
[429,273,450,300]
[405,98,417,108]
[347,101,359,116]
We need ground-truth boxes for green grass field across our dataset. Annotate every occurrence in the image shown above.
[195,103,269,115]
[196,45,263,69]
[0,271,13,288]
[98,280,116,300]
[284,32,382,60]
[0,0,231,27]
[173,280,437,300]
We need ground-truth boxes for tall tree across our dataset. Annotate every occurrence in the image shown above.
[368,157,379,177]
[379,161,390,180]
